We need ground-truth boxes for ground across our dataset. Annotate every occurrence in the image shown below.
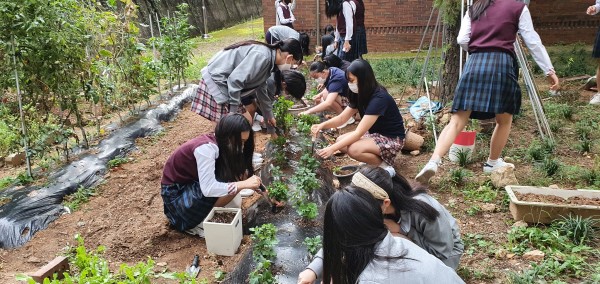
[2,19,600,284]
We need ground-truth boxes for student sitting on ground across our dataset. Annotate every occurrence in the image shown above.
[300,62,353,127]
[297,186,464,284]
[297,166,464,284]
[310,60,405,174]
[323,54,351,72]
[160,114,263,237]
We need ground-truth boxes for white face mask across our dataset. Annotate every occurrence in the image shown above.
[316,77,326,84]
[348,82,359,93]
[277,55,292,71]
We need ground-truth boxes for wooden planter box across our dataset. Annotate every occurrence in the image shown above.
[505,185,600,224]
[202,207,243,256]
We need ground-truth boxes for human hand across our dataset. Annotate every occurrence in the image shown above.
[297,269,317,284]
[317,146,335,159]
[383,218,401,235]
[242,175,262,190]
[587,5,597,15]
[343,40,351,52]
[310,124,322,137]
[333,41,338,51]
[267,117,277,127]
[317,83,324,91]
[547,73,560,91]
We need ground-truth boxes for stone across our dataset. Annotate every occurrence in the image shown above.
[5,152,25,166]
[523,250,545,262]
[156,262,167,267]
[548,184,560,189]
[332,178,340,189]
[26,256,41,263]
[512,221,528,228]
[439,113,450,125]
[506,253,516,259]
[504,156,515,163]
[410,150,420,156]
[495,248,508,259]
[77,222,86,227]
[490,166,519,188]
[481,204,496,213]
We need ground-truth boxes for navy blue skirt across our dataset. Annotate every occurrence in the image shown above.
[161,182,218,232]
[593,26,600,58]
[337,26,368,61]
[452,51,521,120]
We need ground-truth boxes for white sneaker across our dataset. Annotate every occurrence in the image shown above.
[415,161,438,184]
[483,158,515,173]
[590,93,600,105]
[337,117,356,129]
[186,224,205,238]
[252,120,262,131]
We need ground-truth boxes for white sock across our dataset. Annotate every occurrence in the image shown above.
[379,161,390,168]
[486,159,498,166]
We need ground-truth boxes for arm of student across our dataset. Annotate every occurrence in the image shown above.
[518,6,554,76]
[194,144,236,197]
[414,211,455,260]
[254,83,275,121]
[317,114,377,158]
[277,6,293,24]
[227,52,271,113]
[303,248,324,280]
[343,1,355,41]
[304,91,338,114]
[456,13,471,52]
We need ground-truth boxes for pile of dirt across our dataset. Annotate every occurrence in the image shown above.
[515,192,600,206]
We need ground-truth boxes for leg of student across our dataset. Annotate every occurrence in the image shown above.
[322,92,343,114]
[245,101,257,121]
[345,138,382,165]
[488,113,513,160]
[214,194,238,207]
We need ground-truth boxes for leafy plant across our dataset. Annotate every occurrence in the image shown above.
[214,269,226,282]
[248,260,275,284]
[155,3,194,88]
[527,139,555,162]
[296,114,320,134]
[449,168,472,185]
[575,138,593,154]
[108,157,129,168]
[296,201,318,220]
[291,167,320,194]
[466,205,481,216]
[539,157,561,177]
[267,181,289,202]
[273,96,295,134]
[269,165,283,180]
[553,215,597,245]
[303,235,322,257]
[0,177,15,191]
[463,184,497,203]
[453,148,472,167]
[299,153,320,172]
[63,185,97,211]
[250,223,278,262]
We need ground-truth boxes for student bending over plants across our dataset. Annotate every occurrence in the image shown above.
[297,186,464,284]
[310,59,405,176]
[160,114,263,237]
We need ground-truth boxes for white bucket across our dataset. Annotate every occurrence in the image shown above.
[448,131,476,163]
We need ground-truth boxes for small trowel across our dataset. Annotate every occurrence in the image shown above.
[259,184,277,213]
[185,255,200,278]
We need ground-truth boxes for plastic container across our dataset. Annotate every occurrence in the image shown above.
[448,131,476,163]
[202,207,243,256]
[333,165,359,183]
[505,185,600,225]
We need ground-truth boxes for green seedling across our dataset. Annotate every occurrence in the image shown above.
[296,201,318,220]
[267,181,289,202]
[303,235,322,257]
[107,157,129,168]
[553,214,597,245]
[250,223,278,262]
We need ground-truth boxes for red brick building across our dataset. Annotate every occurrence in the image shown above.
[263,0,600,53]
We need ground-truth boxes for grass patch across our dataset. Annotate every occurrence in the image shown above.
[63,185,97,211]
[107,157,129,169]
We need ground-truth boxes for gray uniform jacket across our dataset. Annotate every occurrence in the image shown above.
[307,233,464,283]
[268,25,300,43]
[202,44,276,120]
[399,194,464,269]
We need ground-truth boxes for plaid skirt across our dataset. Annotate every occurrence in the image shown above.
[364,133,404,166]
[190,79,246,121]
[161,182,219,232]
[593,27,600,58]
[452,52,521,120]
[337,26,368,61]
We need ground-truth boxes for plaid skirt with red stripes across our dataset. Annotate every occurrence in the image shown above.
[364,133,404,166]
[191,80,246,121]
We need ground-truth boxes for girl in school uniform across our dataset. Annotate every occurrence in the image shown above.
[326,0,367,61]
[300,61,351,123]
[265,25,310,56]
[275,0,296,29]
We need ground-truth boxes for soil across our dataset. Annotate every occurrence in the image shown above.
[515,192,600,206]
[334,169,355,176]
[208,212,237,224]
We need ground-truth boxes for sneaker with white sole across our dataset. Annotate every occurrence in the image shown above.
[483,158,515,173]
[590,93,600,105]
[186,224,205,238]
[337,116,356,129]
[415,161,438,184]
[252,120,262,131]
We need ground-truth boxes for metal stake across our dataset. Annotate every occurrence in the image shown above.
[11,36,32,178]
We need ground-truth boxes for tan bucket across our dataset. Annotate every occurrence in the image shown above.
[403,131,424,151]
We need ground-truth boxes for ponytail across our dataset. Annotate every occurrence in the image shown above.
[469,0,494,21]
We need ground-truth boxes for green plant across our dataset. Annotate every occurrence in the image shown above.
[527,138,555,162]
[303,235,322,257]
[466,205,481,216]
[453,148,472,167]
[576,119,596,140]
[269,165,283,180]
[248,260,275,284]
[296,201,318,220]
[108,156,129,168]
[291,167,320,194]
[463,184,497,203]
[63,185,97,211]
[449,168,472,185]
[539,157,561,177]
[271,135,286,148]
[545,103,574,120]
[250,223,278,262]
[296,114,320,134]
[214,269,226,282]
[273,150,287,167]
[553,215,597,245]
[0,177,15,191]
[273,96,295,133]
[155,3,194,87]
[575,138,593,154]
[299,153,320,172]
[267,181,289,202]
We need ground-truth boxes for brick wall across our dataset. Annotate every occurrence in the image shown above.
[262,0,600,53]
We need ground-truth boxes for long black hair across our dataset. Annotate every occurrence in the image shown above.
[346,59,381,113]
[469,0,494,21]
[358,166,440,222]
[281,70,306,99]
[325,0,343,18]
[214,114,254,182]
[309,61,328,73]
[224,39,303,64]
[323,54,343,69]
[299,33,310,56]
[323,186,406,284]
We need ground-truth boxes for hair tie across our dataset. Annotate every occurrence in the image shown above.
[351,172,389,200]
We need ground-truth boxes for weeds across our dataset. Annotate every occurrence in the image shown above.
[463,184,497,203]
[575,138,593,154]
[466,205,481,216]
[107,156,128,168]
[449,168,472,185]
[63,185,96,211]
[303,235,322,257]
[539,157,561,177]
[553,215,597,245]
[453,148,472,167]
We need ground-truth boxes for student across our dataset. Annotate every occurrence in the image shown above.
[300,61,351,122]
[160,114,263,236]
[586,1,600,104]
[243,70,306,133]
[275,0,296,29]
[310,60,405,175]
[415,0,559,184]
[323,54,351,72]
[190,39,303,126]
[320,24,336,59]
[265,25,310,56]
[297,186,464,284]
[326,0,367,61]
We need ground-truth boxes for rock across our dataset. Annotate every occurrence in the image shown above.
[5,152,25,166]
[504,156,514,163]
[156,262,167,267]
[481,204,496,213]
[523,250,545,262]
[490,166,519,188]
[410,150,420,156]
[512,221,528,228]
[26,256,41,263]
[77,221,86,227]
[506,253,516,259]
[332,178,340,189]
[548,184,560,189]
[440,113,450,125]
[495,248,508,259]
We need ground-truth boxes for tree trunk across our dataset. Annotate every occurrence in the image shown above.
[440,20,461,105]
